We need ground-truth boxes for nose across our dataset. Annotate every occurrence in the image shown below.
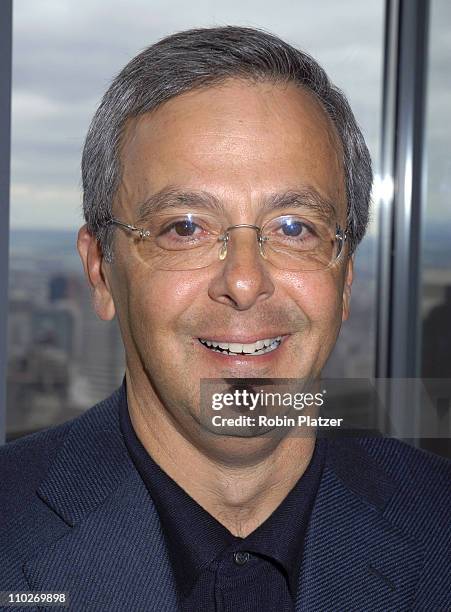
[208,227,275,310]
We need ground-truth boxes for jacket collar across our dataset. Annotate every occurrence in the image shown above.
[36,385,132,526]
[24,385,423,610]
[24,384,180,611]
[294,437,423,610]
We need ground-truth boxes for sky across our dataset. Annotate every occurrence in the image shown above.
[10,0,449,233]
[10,0,385,230]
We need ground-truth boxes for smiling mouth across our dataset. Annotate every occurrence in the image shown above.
[198,336,282,356]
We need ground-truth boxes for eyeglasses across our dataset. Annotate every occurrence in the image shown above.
[106,211,347,271]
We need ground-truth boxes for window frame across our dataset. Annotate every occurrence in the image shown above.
[0,0,433,444]
[0,0,12,444]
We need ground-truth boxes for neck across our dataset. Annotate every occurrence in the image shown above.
[126,371,316,538]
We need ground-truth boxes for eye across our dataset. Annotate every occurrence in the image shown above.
[154,214,219,250]
[152,213,222,251]
[169,219,200,237]
[158,217,206,240]
[280,218,309,237]
[273,217,317,240]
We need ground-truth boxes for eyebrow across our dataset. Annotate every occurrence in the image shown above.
[136,187,224,222]
[135,186,337,223]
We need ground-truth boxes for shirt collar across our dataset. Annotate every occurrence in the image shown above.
[240,437,326,593]
[119,381,325,598]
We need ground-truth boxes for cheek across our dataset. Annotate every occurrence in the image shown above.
[283,270,344,329]
[126,269,205,336]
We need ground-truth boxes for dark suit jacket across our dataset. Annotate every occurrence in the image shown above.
[1,384,449,611]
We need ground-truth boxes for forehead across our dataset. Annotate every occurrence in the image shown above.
[117,79,346,220]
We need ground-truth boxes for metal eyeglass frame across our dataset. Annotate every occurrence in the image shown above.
[106,217,348,269]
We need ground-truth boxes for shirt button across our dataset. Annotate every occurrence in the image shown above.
[233,551,250,566]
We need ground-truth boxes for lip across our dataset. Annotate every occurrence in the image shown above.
[196,333,290,344]
[196,334,289,362]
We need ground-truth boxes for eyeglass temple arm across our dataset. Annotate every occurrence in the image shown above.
[107,218,149,239]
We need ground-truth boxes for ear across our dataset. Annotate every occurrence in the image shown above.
[341,255,354,322]
[77,224,116,321]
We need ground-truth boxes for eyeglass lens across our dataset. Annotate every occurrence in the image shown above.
[125,212,344,271]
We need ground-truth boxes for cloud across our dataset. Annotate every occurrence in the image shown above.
[10,183,83,228]
[16,0,449,229]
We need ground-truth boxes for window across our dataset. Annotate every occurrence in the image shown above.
[7,0,384,438]
[421,0,451,378]
[419,0,451,457]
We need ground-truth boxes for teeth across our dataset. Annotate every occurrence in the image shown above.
[229,343,243,353]
[199,336,282,355]
[242,344,256,354]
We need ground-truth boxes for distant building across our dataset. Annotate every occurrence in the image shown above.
[49,274,83,303]
[33,305,76,358]
[76,278,125,404]
[7,292,34,357]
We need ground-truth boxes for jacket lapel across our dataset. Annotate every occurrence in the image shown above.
[23,387,180,612]
[295,438,424,611]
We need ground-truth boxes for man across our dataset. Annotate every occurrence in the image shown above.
[1,26,449,611]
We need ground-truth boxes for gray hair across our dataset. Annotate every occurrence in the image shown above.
[82,26,372,262]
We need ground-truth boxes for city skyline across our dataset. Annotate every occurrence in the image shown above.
[8,226,450,441]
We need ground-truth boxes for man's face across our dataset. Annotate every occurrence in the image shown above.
[79,79,352,446]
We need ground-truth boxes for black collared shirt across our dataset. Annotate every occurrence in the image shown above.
[119,393,325,612]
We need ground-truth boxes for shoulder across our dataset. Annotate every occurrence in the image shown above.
[330,435,449,486]
[0,386,124,520]
[0,421,71,518]
[359,436,450,491]
[356,437,450,537]
[327,435,449,524]
[357,439,450,607]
